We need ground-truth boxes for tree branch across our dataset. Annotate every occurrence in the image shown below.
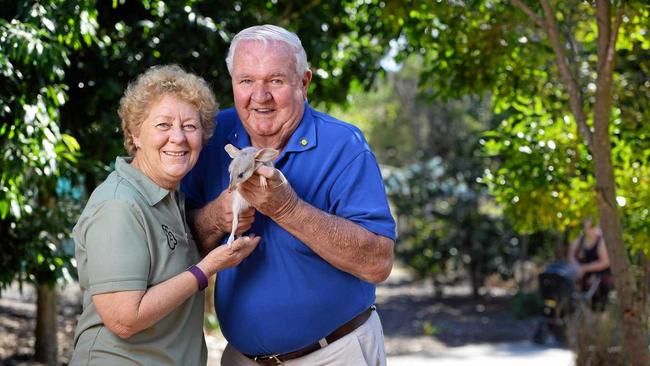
[510,0,545,29]
[604,4,623,77]
[592,0,620,148]
[596,0,611,73]
[538,0,592,150]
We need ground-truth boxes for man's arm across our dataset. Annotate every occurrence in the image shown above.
[187,190,255,256]
[239,166,394,284]
[278,199,394,284]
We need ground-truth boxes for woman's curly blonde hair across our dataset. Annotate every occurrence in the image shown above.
[118,64,218,156]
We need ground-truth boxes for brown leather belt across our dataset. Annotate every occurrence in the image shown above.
[244,305,376,365]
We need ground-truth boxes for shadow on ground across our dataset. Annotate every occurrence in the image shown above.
[375,269,540,356]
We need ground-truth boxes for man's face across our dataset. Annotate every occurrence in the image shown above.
[231,40,312,146]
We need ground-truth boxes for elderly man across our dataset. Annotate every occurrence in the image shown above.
[181,24,395,365]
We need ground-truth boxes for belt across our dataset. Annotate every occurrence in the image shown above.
[244,305,376,365]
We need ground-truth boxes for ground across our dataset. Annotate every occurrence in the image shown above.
[0,264,540,365]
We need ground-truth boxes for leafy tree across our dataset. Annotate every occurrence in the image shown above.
[0,1,99,363]
[382,0,649,363]
[385,157,519,297]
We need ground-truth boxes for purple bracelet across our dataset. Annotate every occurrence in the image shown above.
[187,265,208,291]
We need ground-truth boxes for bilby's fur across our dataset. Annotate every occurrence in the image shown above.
[224,144,279,244]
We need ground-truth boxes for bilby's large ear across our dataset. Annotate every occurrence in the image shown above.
[225,144,241,158]
[255,148,279,163]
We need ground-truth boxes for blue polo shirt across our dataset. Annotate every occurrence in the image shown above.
[181,102,396,356]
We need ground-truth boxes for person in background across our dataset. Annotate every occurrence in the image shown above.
[568,217,612,310]
[70,64,260,365]
[182,25,396,365]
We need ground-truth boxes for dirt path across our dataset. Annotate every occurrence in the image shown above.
[0,263,539,365]
[376,264,538,356]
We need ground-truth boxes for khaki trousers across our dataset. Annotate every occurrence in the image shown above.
[221,311,387,366]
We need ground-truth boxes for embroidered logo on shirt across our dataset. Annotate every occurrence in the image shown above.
[162,224,177,250]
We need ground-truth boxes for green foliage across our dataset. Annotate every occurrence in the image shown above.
[385,0,650,254]
[481,4,650,252]
[480,103,598,234]
[0,1,93,287]
[385,155,518,292]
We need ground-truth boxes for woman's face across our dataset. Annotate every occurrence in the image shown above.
[583,219,599,237]
[132,94,203,189]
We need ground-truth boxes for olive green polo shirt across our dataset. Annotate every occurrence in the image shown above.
[70,157,207,366]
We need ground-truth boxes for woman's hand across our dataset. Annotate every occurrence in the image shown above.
[197,234,261,277]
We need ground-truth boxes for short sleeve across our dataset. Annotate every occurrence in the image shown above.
[328,151,396,240]
[81,200,151,295]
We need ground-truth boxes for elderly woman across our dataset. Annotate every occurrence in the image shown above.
[69,65,260,365]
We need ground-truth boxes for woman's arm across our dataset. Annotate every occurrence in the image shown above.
[92,235,260,339]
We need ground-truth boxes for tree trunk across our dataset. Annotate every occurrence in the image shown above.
[642,254,649,323]
[592,125,649,366]
[34,284,58,365]
[590,2,648,363]
[469,259,480,299]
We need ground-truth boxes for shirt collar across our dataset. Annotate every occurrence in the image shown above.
[115,156,170,206]
[282,101,317,155]
[226,101,317,158]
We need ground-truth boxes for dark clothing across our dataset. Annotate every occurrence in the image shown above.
[574,235,612,310]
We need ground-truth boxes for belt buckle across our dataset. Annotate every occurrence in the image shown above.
[254,354,283,365]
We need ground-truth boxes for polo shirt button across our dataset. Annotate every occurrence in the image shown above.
[300,138,308,146]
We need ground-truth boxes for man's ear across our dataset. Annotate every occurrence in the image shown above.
[301,70,312,100]
[255,148,279,163]
[224,144,241,158]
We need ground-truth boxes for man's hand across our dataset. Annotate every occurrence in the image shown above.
[238,165,393,284]
[204,189,256,235]
[238,166,299,221]
[188,190,255,256]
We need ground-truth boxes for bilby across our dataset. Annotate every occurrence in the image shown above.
[224,144,279,244]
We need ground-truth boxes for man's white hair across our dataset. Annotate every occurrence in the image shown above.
[225,24,310,77]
